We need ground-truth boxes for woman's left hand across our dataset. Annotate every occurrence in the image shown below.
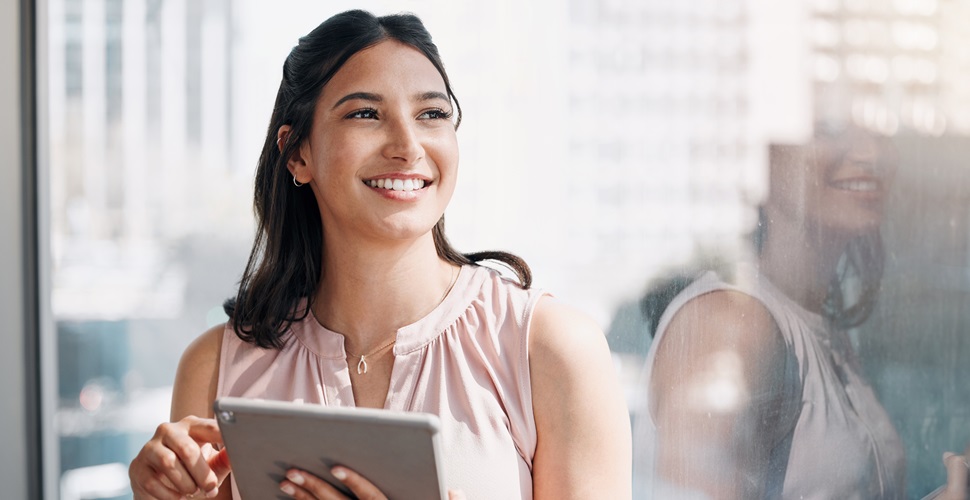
[279,467,379,500]
[278,467,466,500]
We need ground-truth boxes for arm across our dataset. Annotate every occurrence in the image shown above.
[649,290,790,499]
[530,297,633,499]
[129,324,232,499]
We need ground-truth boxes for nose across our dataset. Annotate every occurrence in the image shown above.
[845,135,897,176]
[382,116,425,165]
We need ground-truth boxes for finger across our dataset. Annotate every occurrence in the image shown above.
[137,469,185,500]
[192,447,232,498]
[331,467,387,500]
[159,425,220,493]
[142,442,201,495]
[185,416,225,447]
[281,469,349,500]
[943,452,968,500]
[448,490,467,500]
[129,458,182,500]
[206,447,232,485]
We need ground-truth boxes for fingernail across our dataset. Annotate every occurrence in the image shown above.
[332,467,347,480]
[286,470,305,485]
[280,483,295,495]
[205,488,219,498]
[944,452,955,463]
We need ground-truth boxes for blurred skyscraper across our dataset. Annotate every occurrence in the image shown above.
[46,0,249,496]
[42,0,970,497]
[563,0,794,315]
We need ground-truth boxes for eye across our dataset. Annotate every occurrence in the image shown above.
[346,108,378,119]
[418,108,454,120]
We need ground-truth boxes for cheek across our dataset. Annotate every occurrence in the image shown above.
[766,173,828,226]
[430,133,460,179]
[316,133,365,177]
[438,133,459,165]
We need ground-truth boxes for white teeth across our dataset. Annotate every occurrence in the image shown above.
[367,178,428,192]
[833,180,878,192]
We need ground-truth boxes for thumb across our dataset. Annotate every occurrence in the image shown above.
[208,447,232,484]
[942,452,968,500]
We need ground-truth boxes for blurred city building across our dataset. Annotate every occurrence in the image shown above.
[44,0,970,497]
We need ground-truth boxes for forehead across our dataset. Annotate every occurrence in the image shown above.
[320,40,447,102]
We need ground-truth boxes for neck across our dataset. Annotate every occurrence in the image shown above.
[759,209,849,314]
[311,230,458,352]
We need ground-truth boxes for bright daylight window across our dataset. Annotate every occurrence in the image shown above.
[43,0,969,498]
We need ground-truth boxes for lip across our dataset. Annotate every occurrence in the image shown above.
[362,172,432,182]
[826,176,887,198]
[362,172,433,200]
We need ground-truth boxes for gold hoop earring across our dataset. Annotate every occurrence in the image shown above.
[293,176,304,187]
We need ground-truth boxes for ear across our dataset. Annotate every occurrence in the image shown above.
[278,125,312,184]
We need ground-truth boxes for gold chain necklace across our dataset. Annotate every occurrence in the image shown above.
[346,266,459,375]
[346,339,397,375]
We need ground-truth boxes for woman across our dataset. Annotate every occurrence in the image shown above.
[128,10,631,500]
[633,125,968,498]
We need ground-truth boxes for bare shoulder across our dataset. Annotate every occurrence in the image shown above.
[178,322,226,368]
[529,296,606,360]
[655,289,783,366]
[171,323,226,420]
[651,289,787,416]
[528,295,620,408]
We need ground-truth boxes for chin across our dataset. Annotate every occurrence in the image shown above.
[374,216,440,241]
[825,213,884,236]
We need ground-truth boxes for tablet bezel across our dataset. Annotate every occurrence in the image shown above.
[213,397,447,499]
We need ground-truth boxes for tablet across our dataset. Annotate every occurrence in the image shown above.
[213,397,447,499]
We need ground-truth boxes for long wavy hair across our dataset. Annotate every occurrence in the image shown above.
[755,208,885,330]
[224,10,531,349]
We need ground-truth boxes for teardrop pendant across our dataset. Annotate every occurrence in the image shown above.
[357,356,367,375]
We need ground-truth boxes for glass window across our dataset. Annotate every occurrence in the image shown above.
[42,0,969,498]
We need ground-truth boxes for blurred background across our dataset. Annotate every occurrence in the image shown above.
[31,0,970,497]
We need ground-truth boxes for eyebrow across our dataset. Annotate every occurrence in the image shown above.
[418,91,450,103]
[331,92,382,110]
[330,91,451,110]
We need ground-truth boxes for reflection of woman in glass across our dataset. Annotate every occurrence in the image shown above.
[633,125,966,498]
[128,10,631,499]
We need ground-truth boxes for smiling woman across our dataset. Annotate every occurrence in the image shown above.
[630,124,970,499]
[126,9,631,500]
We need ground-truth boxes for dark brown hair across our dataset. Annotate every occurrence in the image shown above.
[224,10,530,348]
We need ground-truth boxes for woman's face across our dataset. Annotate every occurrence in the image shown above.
[766,126,898,236]
[288,40,458,244]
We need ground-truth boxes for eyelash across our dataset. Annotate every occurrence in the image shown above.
[346,108,379,119]
[344,108,454,121]
[420,108,454,120]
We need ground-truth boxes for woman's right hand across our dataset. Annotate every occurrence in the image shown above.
[939,444,970,500]
[129,415,232,499]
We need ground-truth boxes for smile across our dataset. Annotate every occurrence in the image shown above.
[830,179,880,192]
[365,178,427,192]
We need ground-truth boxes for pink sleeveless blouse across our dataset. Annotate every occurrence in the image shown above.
[633,266,906,498]
[217,265,545,499]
